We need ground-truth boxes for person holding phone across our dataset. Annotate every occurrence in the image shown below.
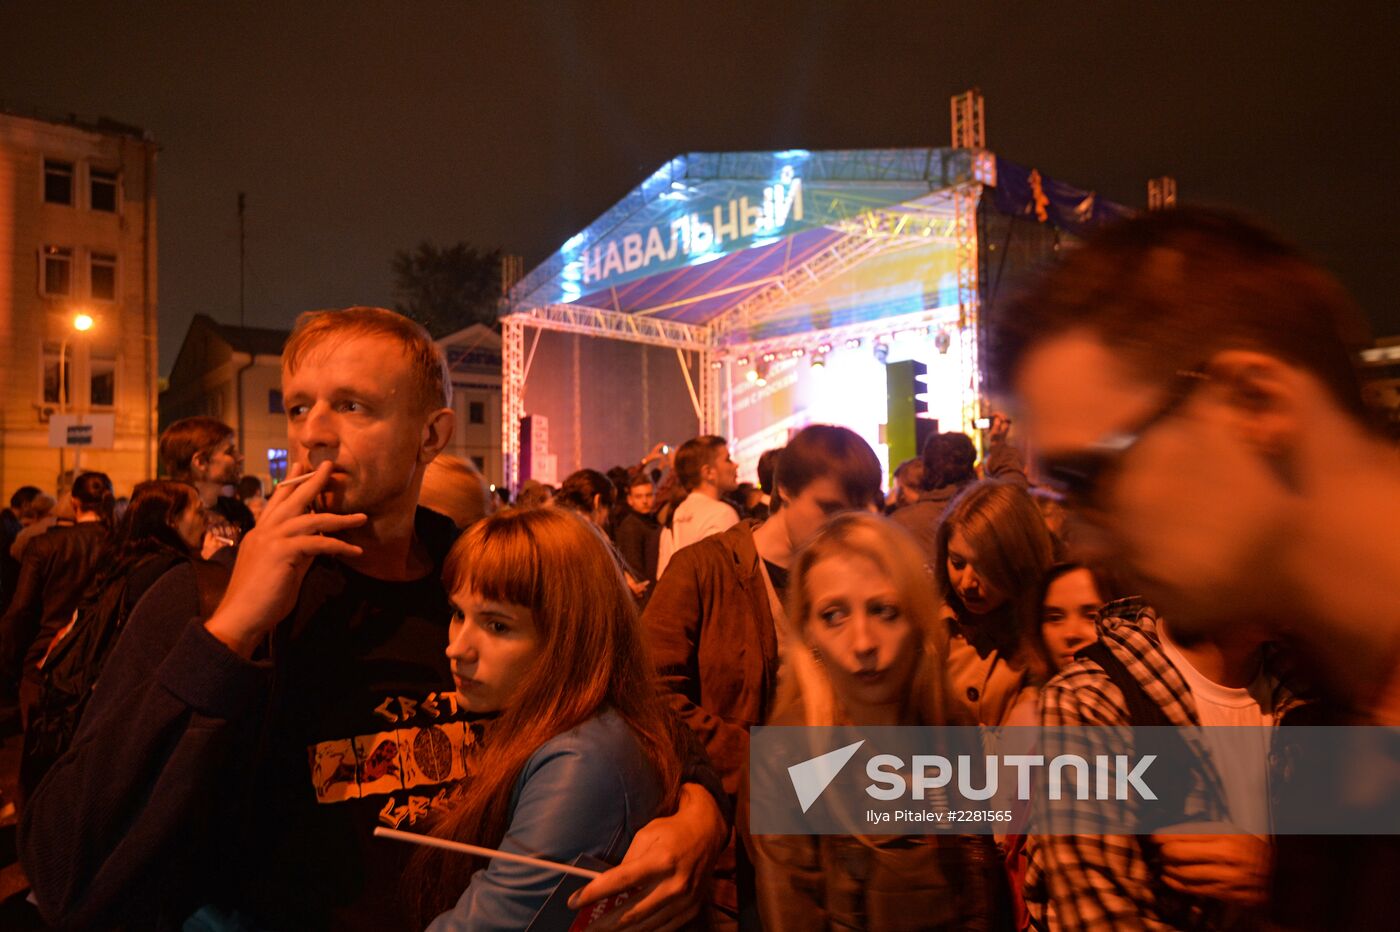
[405,507,683,930]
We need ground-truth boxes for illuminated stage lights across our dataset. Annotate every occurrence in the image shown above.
[761,352,777,362]
[789,348,804,358]
[710,360,724,369]
[745,367,760,383]
[811,354,827,369]
[844,338,862,350]
[736,356,750,366]
[817,343,832,354]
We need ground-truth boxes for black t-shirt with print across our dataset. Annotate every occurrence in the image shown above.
[229,512,482,931]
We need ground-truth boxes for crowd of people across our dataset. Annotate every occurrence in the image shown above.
[0,206,1393,930]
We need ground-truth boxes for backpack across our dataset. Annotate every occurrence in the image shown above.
[21,555,228,797]
[1076,640,1196,832]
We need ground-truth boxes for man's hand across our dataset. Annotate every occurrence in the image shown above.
[568,783,728,931]
[987,411,1012,446]
[1151,828,1270,908]
[204,462,366,658]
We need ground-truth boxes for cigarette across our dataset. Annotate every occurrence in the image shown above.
[372,827,603,879]
[277,472,317,489]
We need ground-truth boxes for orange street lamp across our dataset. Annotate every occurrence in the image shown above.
[59,311,96,478]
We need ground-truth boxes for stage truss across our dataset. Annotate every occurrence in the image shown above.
[501,195,988,488]
[502,94,997,488]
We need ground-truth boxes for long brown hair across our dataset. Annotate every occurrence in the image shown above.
[406,507,682,921]
[779,513,956,727]
[933,480,1054,657]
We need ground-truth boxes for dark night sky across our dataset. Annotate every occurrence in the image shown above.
[2,1,1396,373]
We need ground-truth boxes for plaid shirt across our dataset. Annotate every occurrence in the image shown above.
[1025,601,1307,931]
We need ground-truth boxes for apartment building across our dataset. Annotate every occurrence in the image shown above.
[0,107,158,497]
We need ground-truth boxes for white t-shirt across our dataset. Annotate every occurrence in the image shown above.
[655,491,740,580]
[1159,623,1275,834]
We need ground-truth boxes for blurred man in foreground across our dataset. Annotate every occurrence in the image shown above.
[1001,208,1399,929]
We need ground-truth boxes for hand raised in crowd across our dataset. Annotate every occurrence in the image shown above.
[204,461,366,658]
[568,784,728,931]
[1151,828,1270,908]
[987,411,1012,446]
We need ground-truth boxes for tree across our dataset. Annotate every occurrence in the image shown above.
[391,241,502,337]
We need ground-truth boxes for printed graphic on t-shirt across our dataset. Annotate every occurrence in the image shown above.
[308,689,480,813]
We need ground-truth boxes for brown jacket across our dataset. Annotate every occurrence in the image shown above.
[641,520,777,797]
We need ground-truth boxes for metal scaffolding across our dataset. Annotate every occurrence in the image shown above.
[499,93,1018,488]
[501,315,526,493]
[707,234,888,347]
[951,88,988,441]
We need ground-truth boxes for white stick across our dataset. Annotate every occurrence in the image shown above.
[372,827,603,879]
[275,471,317,489]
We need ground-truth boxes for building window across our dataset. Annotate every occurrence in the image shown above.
[471,455,486,471]
[41,246,73,297]
[41,348,70,406]
[268,448,289,482]
[90,252,117,301]
[90,357,116,407]
[90,168,119,212]
[269,389,284,414]
[44,159,73,205]
[469,400,486,424]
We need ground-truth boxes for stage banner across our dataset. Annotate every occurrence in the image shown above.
[512,149,976,308]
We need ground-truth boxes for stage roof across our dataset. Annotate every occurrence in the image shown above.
[509,148,1130,329]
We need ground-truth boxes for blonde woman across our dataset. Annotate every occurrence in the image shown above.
[745,513,1007,930]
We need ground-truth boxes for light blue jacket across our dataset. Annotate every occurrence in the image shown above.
[426,709,664,931]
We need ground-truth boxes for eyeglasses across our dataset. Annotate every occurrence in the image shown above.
[1040,368,1209,509]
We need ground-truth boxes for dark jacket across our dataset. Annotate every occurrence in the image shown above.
[0,507,23,617]
[614,509,660,585]
[20,508,464,931]
[890,442,1028,564]
[642,519,777,796]
[0,522,109,685]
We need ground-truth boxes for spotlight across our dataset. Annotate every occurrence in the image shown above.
[790,348,804,358]
[745,367,759,383]
[710,360,724,369]
[873,341,889,365]
[736,356,750,366]
[818,343,832,354]
[811,354,827,369]
[761,352,776,362]
[845,338,862,350]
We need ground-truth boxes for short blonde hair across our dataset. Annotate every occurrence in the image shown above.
[781,512,955,727]
[282,306,451,412]
[420,455,490,529]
